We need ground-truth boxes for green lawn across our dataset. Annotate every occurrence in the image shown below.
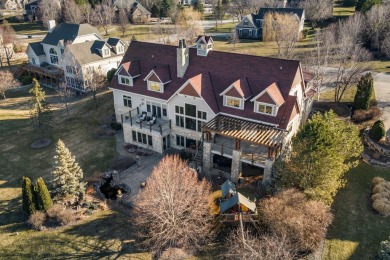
[323,163,390,260]
[206,22,236,33]
[9,21,47,35]
[0,87,153,258]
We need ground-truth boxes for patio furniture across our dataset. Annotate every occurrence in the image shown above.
[136,111,147,123]
[147,115,157,125]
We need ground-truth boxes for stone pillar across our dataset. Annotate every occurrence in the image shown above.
[202,141,212,178]
[262,159,274,184]
[231,149,241,183]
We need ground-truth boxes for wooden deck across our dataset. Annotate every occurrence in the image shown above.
[211,135,269,166]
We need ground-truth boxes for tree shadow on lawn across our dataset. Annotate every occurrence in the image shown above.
[0,195,24,227]
[325,163,390,259]
[63,207,146,258]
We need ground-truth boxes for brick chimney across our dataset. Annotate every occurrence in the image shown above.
[177,39,189,78]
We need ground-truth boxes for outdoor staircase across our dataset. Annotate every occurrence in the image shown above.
[13,62,27,79]
[194,140,204,163]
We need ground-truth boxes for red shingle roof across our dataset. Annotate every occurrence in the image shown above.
[110,41,305,129]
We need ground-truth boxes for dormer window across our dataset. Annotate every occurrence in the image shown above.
[224,96,243,109]
[119,75,132,86]
[117,45,124,54]
[148,81,162,93]
[255,102,277,116]
[103,48,110,57]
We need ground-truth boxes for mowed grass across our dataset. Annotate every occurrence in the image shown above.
[9,21,47,35]
[0,86,154,258]
[97,24,176,41]
[323,163,390,260]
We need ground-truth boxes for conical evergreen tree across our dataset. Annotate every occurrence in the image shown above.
[29,78,52,138]
[35,177,53,211]
[52,139,86,201]
[22,177,37,216]
[354,73,374,110]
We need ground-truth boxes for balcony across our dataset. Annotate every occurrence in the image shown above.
[211,135,269,167]
[121,108,171,136]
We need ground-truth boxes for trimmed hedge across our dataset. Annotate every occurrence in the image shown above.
[370,120,386,141]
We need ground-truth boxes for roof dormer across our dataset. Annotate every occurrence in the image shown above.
[93,41,112,58]
[143,65,171,93]
[195,35,213,57]
[116,60,141,87]
[107,38,126,55]
[220,78,252,110]
[250,82,284,117]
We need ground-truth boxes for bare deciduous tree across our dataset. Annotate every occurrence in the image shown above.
[175,8,204,42]
[133,155,213,255]
[225,229,296,260]
[0,21,16,68]
[79,2,93,24]
[300,0,333,28]
[0,70,20,99]
[118,9,129,37]
[37,0,61,26]
[228,28,240,50]
[56,82,74,116]
[382,32,390,58]
[332,13,371,103]
[365,4,390,51]
[263,12,301,59]
[260,189,333,252]
[228,0,251,21]
[85,68,106,106]
[62,0,83,24]
[92,0,115,36]
[306,26,335,101]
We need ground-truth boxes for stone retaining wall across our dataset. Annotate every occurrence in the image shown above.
[362,130,390,167]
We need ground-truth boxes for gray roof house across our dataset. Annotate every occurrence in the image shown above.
[25,21,127,92]
[235,7,305,40]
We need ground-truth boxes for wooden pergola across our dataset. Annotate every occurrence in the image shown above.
[202,114,286,159]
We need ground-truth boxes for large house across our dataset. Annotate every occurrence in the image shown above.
[25,21,126,91]
[236,7,305,40]
[109,37,314,182]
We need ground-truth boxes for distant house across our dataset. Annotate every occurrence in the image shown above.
[0,0,26,10]
[24,21,126,92]
[113,0,151,23]
[235,7,305,40]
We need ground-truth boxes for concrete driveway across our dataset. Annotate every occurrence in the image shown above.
[373,73,390,137]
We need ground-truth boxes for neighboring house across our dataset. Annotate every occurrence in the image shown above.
[0,0,27,10]
[236,7,305,40]
[25,21,126,91]
[113,0,151,23]
[181,0,205,6]
[109,36,314,183]
[24,0,39,19]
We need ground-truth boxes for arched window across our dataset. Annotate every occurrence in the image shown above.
[49,48,58,64]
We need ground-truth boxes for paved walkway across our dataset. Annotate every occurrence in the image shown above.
[114,131,163,198]
[373,73,390,137]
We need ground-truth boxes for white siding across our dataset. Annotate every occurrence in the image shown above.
[168,93,216,149]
